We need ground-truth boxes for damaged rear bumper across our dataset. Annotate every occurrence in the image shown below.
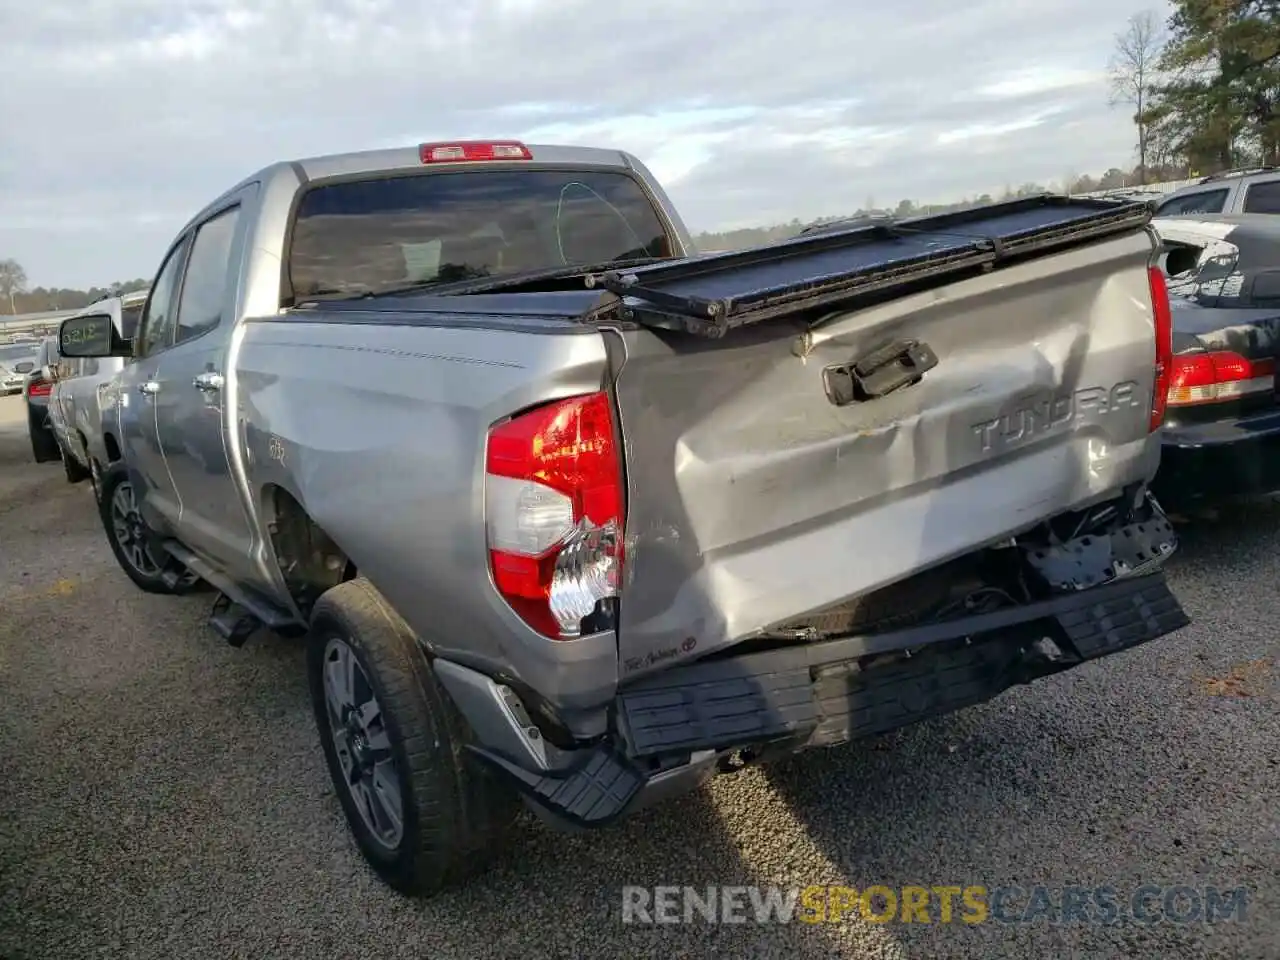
[459,501,1189,828]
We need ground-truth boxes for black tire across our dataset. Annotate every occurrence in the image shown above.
[97,462,203,595]
[60,440,91,484]
[27,405,59,464]
[307,578,519,896]
[88,457,103,503]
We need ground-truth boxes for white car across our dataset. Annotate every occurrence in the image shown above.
[0,341,39,394]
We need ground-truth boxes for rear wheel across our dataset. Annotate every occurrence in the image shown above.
[27,405,59,464]
[307,578,519,896]
[97,462,202,595]
[89,457,105,503]
[60,440,90,484]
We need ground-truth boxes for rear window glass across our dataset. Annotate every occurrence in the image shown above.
[1160,237,1245,305]
[1155,189,1229,215]
[288,169,673,299]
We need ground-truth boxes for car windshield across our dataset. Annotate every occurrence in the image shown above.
[287,168,674,300]
[0,344,39,364]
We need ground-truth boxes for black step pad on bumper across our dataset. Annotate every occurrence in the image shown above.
[615,574,1188,758]
[468,746,647,827]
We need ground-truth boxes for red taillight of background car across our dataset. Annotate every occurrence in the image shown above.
[27,380,51,398]
[484,391,624,639]
[1167,351,1277,407]
[1148,265,1173,431]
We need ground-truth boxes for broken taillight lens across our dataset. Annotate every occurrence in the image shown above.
[484,392,624,639]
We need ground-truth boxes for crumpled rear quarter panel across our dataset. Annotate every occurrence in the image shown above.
[234,313,621,713]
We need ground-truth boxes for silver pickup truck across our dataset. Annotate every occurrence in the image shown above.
[58,139,1190,896]
[47,291,147,493]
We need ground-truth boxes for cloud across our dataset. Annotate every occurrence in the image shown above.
[0,0,1167,286]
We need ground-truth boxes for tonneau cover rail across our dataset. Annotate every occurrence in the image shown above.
[585,194,1152,337]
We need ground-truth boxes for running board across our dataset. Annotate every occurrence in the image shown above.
[161,540,299,646]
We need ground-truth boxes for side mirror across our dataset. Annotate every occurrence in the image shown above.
[58,313,130,358]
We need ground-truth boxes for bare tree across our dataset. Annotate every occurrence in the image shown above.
[1109,10,1165,184]
[0,259,27,315]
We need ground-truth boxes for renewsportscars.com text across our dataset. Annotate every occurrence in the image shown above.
[620,884,1251,926]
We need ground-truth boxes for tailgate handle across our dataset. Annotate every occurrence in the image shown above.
[823,338,939,405]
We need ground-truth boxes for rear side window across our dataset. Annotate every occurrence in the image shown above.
[1155,189,1229,215]
[287,170,673,299]
[1243,179,1280,213]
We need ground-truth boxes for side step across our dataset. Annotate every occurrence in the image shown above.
[209,593,261,647]
[161,539,301,647]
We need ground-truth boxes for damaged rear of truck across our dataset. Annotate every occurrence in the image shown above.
[61,143,1189,895]
[439,197,1191,828]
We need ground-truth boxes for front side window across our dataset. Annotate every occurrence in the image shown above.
[174,206,242,344]
[287,169,673,299]
[138,241,189,357]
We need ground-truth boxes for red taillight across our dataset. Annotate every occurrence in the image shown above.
[419,141,532,164]
[1167,351,1277,407]
[1149,265,1173,431]
[27,381,51,397]
[485,392,624,639]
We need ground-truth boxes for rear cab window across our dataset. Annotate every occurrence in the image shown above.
[1155,189,1229,216]
[287,168,674,300]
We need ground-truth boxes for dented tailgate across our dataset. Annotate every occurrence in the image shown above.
[609,226,1162,679]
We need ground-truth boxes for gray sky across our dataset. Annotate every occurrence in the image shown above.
[0,0,1168,288]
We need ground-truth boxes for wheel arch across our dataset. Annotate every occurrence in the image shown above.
[261,482,359,618]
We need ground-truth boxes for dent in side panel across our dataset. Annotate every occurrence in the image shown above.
[235,317,621,722]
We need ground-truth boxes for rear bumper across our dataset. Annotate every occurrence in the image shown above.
[463,567,1188,828]
[1154,412,1280,508]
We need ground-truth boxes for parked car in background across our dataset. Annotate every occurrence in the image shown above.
[47,291,146,494]
[1153,167,1280,217]
[0,340,40,395]
[57,141,1187,896]
[23,337,63,463]
[1149,213,1280,514]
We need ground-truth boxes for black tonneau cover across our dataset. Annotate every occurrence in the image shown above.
[586,194,1152,337]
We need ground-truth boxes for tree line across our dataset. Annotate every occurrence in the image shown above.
[1109,1,1280,179]
[0,258,149,317]
[691,163,1170,251]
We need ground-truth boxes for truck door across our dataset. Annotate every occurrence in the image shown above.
[151,194,257,575]
[120,237,191,535]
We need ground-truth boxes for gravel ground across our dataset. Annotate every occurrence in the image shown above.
[0,392,1276,960]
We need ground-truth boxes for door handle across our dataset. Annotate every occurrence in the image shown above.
[138,381,160,395]
[193,371,225,392]
[822,338,939,406]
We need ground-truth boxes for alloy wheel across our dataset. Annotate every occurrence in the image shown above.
[322,637,405,849]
